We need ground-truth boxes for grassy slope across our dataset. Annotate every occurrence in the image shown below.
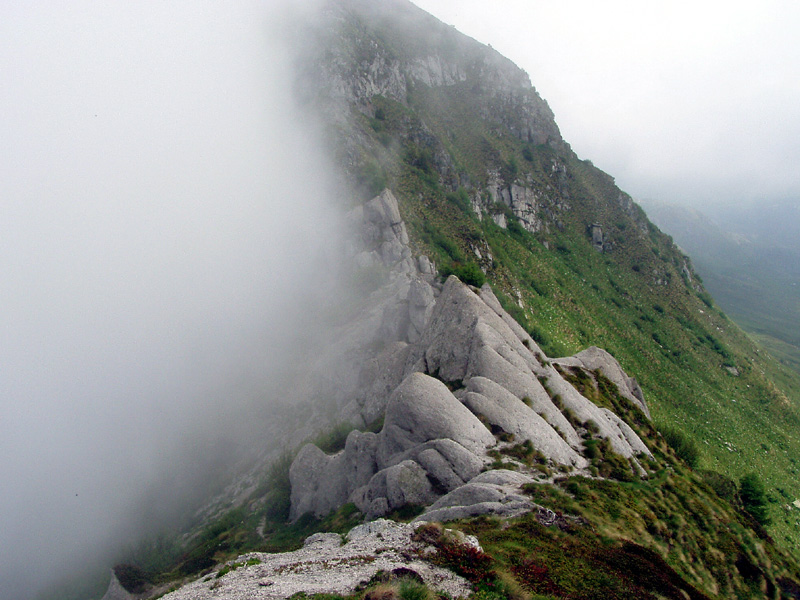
[641,200,800,376]
[334,24,800,555]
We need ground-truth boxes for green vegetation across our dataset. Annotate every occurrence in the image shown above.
[112,564,150,594]
[335,38,800,556]
[740,473,771,527]
[313,422,357,454]
[440,261,486,287]
[660,425,701,468]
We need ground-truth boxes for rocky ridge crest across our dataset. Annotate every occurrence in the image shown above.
[288,188,652,523]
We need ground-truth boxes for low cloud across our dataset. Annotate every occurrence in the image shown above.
[0,2,341,598]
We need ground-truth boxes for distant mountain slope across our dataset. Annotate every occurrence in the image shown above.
[709,198,800,255]
[642,198,800,373]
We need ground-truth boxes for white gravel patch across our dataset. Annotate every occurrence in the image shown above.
[160,520,473,600]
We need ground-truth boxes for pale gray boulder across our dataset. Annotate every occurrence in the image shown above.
[418,500,534,523]
[428,482,509,508]
[289,444,348,521]
[417,255,435,275]
[289,431,379,521]
[385,460,436,510]
[377,372,494,468]
[416,438,485,483]
[355,342,412,425]
[352,460,436,519]
[466,344,581,447]
[304,532,344,549]
[358,189,409,252]
[553,346,651,418]
[416,448,464,492]
[289,444,331,521]
[469,469,536,487]
[416,277,543,383]
[417,470,536,523]
[414,276,481,381]
[478,284,544,357]
[407,278,436,343]
[470,318,534,373]
[461,377,587,467]
[391,438,485,493]
[343,430,380,492]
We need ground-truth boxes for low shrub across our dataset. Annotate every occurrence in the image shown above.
[740,473,771,526]
[660,425,700,468]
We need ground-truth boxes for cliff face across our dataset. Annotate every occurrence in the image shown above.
[297,0,576,235]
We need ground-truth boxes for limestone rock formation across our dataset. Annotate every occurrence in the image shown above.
[552,346,650,418]
[288,189,653,522]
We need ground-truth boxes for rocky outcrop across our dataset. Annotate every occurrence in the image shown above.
[552,346,650,419]
[378,373,495,464]
[310,0,561,146]
[418,470,536,523]
[288,189,653,523]
[160,520,473,600]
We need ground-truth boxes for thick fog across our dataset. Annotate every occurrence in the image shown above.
[0,2,340,599]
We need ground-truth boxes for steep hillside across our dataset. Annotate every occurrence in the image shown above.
[642,198,800,374]
[91,177,800,600]
[297,0,800,551]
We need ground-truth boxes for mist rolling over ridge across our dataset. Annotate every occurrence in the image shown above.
[0,2,343,599]
[4,2,800,600]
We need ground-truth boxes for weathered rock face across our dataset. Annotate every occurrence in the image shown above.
[378,373,495,464]
[552,346,651,419]
[298,0,567,236]
[309,0,561,145]
[288,189,652,522]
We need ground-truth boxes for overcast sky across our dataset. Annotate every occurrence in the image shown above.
[413,0,800,207]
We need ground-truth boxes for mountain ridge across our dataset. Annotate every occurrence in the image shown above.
[48,1,800,599]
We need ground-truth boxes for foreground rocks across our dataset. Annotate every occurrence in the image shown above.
[160,520,473,600]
